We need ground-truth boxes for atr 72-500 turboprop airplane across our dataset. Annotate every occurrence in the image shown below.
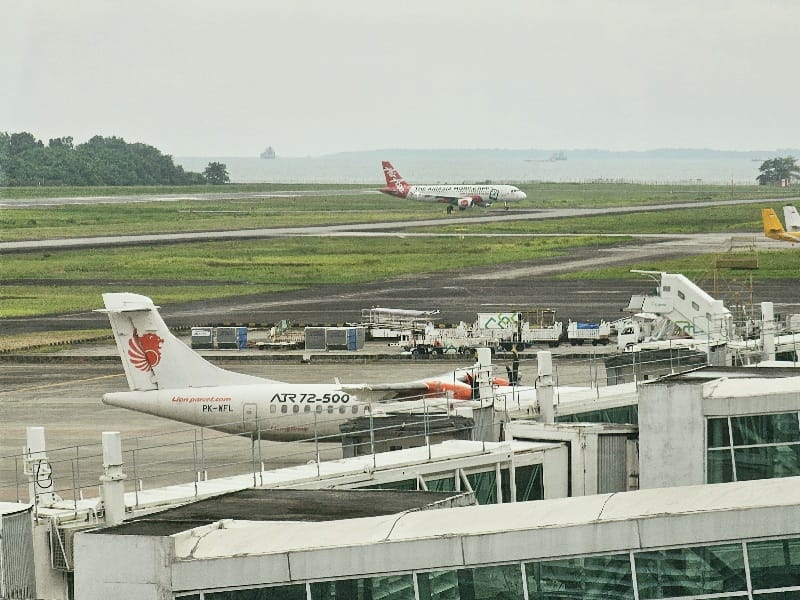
[99,293,507,441]
[379,161,526,213]
[762,208,800,244]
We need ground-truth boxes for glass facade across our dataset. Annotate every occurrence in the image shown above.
[707,413,800,483]
[206,584,306,599]
[310,574,415,599]
[501,464,543,503]
[465,470,498,505]
[526,553,634,599]
[556,405,639,426]
[360,464,543,504]
[748,538,800,591]
[417,564,524,600]
[179,537,800,600]
[634,544,746,598]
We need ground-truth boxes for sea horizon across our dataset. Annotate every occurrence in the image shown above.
[174,148,799,186]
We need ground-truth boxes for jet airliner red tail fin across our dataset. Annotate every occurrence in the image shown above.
[380,161,410,198]
[99,293,268,391]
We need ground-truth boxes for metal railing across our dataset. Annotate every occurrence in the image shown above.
[0,348,716,507]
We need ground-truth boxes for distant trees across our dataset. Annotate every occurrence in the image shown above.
[756,156,800,186]
[203,162,230,185]
[0,131,206,186]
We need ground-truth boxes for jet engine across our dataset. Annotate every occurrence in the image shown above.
[457,197,474,209]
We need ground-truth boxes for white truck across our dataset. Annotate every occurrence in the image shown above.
[405,310,565,355]
[476,311,564,349]
[567,320,611,345]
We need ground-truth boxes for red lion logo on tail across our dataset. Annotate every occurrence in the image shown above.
[128,329,164,371]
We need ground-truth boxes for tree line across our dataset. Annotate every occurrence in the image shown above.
[756,156,800,186]
[0,132,228,186]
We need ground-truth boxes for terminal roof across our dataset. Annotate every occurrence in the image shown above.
[94,488,470,537]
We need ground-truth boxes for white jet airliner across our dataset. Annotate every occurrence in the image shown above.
[99,293,507,441]
[379,161,526,213]
[783,205,800,233]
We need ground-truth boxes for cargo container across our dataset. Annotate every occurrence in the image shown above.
[190,327,214,349]
[304,327,365,351]
[304,327,327,351]
[216,326,248,350]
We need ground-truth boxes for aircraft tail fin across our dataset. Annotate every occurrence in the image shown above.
[762,208,787,237]
[783,205,800,232]
[380,161,410,198]
[99,293,267,391]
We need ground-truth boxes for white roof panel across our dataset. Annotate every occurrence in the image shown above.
[174,476,800,561]
[703,375,800,399]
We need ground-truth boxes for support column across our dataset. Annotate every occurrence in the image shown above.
[537,351,555,424]
[100,431,127,526]
[762,301,776,362]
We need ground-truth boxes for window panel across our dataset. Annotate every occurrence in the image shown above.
[466,470,498,505]
[734,446,800,481]
[311,574,414,600]
[731,413,800,446]
[556,405,638,425]
[206,584,306,600]
[514,464,544,503]
[527,553,634,599]
[416,569,460,600]
[748,537,800,591]
[708,417,731,448]
[634,543,746,599]
[707,449,734,484]
[417,571,461,600]
[362,479,418,491]
[466,564,525,600]
[416,565,525,600]
[425,476,456,493]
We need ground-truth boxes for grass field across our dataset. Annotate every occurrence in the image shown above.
[0,235,629,317]
[560,245,800,282]
[414,203,789,235]
[2,183,797,241]
[2,182,798,318]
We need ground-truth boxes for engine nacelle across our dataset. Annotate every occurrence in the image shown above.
[457,197,474,209]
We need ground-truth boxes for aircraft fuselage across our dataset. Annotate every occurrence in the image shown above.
[103,383,366,441]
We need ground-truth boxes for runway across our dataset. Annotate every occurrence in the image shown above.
[0,196,796,253]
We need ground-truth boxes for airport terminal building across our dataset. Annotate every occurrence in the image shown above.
[7,365,800,599]
[75,478,800,600]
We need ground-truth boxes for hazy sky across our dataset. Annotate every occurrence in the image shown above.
[2,1,798,157]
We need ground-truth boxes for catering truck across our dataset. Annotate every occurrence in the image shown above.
[567,320,611,345]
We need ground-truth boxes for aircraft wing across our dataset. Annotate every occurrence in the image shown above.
[339,382,464,403]
[338,364,505,402]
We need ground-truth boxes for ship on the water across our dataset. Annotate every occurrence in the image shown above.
[259,146,276,159]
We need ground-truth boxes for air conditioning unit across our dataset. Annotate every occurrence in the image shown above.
[50,520,96,572]
[1,504,36,599]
